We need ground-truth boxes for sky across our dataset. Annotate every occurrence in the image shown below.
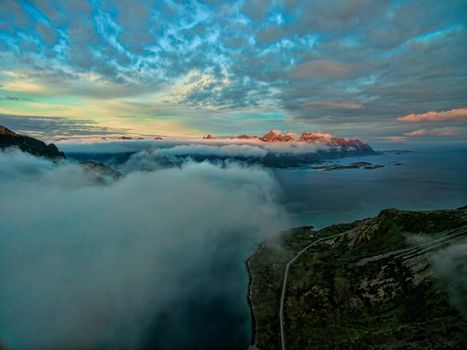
[0,0,466,143]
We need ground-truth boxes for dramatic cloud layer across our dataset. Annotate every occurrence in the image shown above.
[0,113,126,139]
[404,127,461,137]
[398,107,467,123]
[0,149,289,349]
[0,0,466,141]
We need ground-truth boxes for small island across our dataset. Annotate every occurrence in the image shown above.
[311,161,384,171]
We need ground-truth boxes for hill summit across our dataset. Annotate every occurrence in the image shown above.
[0,125,65,159]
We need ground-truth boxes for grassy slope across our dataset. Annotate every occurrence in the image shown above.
[249,208,467,349]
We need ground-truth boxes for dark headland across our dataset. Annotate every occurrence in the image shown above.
[0,125,65,159]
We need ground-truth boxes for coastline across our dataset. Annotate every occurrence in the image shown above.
[242,206,467,349]
[245,243,264,347]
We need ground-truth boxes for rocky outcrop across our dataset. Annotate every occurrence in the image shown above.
[236,134,259,140]
[230,130,375,154]
[0,126,123,184]
[80,160,122,184]
[261,130,296,142]
[0,125,65,160]
[311,161,384,171]
[248,207,467,349]
[325,137,374,153]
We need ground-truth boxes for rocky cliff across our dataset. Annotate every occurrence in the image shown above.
[0,125,65,160]
[248,207,467,349]
[0,126,123,184]
[234,130,375,154]
[80,160,122,184]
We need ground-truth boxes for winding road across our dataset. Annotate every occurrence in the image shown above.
[279,233,345,350]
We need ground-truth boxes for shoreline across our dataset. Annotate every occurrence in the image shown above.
[241,206,467,348]
[245,243,264,347]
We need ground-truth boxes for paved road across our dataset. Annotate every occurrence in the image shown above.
[279,233,344,350]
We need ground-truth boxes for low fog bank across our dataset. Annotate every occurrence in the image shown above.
[59,139,327,156]
[430,240,467,319]
[63,141,335,172]
[0,149,289,349]
[119,145,269,173]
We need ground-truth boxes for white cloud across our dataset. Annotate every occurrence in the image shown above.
[0,149,289,349]
[398,107,467,123]
[403,127,462,137]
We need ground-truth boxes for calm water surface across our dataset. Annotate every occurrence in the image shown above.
[275,150,467,228]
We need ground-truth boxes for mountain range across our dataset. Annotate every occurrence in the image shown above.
[208,130,375,154]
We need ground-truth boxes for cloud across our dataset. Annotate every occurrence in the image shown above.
[147,143,269,158]
[242,0,271,22]
[0,113,126,139]
[404,127,462,137]
[397,107,467,122]
[288,59,356,80]
[301,101,363,110]
[380,136,408,142]
[117,140,331,172]
[0,149,289,349]
[0,96,33,101]
[0,1,466,137]
[429,240,467,319]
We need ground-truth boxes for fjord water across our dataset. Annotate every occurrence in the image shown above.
[275,149,467,228]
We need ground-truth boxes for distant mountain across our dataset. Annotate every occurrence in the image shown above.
[248,207,467,349]
[232,130,375,154]
[1,125,376,170]
[0,125,65,160]
[261,130,297,142]
[177,130,374,168]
